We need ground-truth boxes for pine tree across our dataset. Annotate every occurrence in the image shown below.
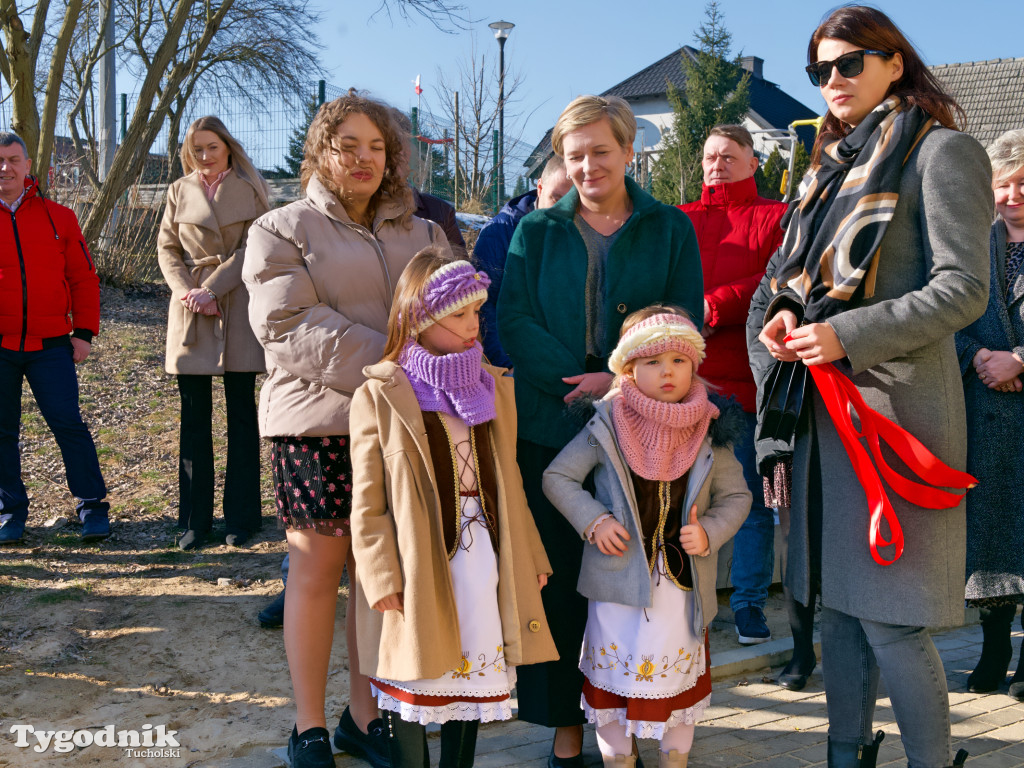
[756,142,811,201]
[651,1,750,204]
[271,96,320,179]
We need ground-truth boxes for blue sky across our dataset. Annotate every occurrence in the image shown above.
[320,0,1023,175]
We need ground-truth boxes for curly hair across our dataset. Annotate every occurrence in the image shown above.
[300,90,412,223]
[988,129,1024,183]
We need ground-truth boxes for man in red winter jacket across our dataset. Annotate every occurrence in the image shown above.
[680,124,785,645]
[0,132,110,544]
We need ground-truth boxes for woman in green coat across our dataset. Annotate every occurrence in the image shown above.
[498,94,703,768]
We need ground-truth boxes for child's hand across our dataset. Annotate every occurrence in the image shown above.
[373,592,404,613]
[594,517,630,557]
[679,505,709,556]
[537,573,548,589]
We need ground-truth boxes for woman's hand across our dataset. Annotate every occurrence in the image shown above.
[975,350,1024,389]
[759,309,800,361]
[593,516,630,557]
[785,322,847,366]
[562,372,614,403]
[373,592,404,613]
[181,287,220,316]
[679,504,710,556]
[537,573,548,589]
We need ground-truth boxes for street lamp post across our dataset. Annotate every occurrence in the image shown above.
[489,20,514,211]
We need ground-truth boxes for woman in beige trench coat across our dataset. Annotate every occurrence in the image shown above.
[157,116,270,550]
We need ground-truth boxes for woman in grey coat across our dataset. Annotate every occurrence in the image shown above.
[750,7,991,768]
[954,128,1024,700]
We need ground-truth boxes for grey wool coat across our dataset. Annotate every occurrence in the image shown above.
[748,128,992,628]
[541,398,751,639]
[955,221,1024,601]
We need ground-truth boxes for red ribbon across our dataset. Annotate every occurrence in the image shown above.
[806,362,976,566]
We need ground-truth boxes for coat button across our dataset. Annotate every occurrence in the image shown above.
[617,303,627,314]
[528,620,541,633]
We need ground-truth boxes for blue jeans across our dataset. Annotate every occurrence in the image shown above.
[0,345,107,524]
[822,607,951,767]
[729,411,775,612]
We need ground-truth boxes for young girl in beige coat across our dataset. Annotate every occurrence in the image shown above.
[350,249,556,767]
[543,308,751,768]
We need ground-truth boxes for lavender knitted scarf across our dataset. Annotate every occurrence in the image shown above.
[399,341,496,426]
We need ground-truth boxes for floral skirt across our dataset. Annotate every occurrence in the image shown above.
[271,435,352,537]
[372,496,514,724]
[580,557,710,740]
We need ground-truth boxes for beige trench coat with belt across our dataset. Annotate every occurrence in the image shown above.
[157,171,268,374]
[349,360,558,682]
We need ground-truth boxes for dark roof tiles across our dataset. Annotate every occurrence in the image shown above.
[929,58,1024,146]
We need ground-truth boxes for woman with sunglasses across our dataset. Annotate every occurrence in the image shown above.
[749,7,991,767]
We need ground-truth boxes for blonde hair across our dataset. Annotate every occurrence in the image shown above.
[551,95,636,157]
[988,129,1024,184]
[381,246,458,361]
[613,304,712,390]
[181,116,271,210]
[300,91,413,224]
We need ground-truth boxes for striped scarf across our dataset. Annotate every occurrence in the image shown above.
[772,97,936,322]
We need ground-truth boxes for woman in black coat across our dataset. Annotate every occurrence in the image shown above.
[955,127,1024,700]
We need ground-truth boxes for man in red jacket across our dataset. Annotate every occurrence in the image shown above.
[680,124,785,644]
[0,132,110,544]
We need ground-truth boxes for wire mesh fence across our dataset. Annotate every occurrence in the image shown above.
[24,81,528,282]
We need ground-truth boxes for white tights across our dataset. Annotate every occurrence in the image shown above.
[596,721,695,758]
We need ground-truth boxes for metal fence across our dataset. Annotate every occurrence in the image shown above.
[118,80,349,175]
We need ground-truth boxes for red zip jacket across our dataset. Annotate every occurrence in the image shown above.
[0,176,100,352]
[680,176,785,412]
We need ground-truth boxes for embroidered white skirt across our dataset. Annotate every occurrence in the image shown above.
[372,496,514,724]
[580,554,709,739]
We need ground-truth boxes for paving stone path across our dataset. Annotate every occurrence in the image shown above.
[269,621,1023,767]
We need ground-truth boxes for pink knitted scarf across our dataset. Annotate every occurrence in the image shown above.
[611,376,719,481]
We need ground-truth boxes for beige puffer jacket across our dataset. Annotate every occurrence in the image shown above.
[242,176,451,437]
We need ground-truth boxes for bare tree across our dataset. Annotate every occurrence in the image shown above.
[433,42,525,207]
[1,0,466,248]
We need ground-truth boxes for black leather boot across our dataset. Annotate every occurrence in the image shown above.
[439,719,479,768]
[826,731,883,768]
[967,604,1015,693]
[945,748,969,767]
[382,709,429,768]
[1009,608,1024,701]
[778,586,817,690]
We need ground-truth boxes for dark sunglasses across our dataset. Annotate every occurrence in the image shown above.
[805,49,894,86]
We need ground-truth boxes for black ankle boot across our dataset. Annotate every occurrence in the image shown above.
[826,731,883,768]
[778,587,817,691]
[382,709,429,768]
[439,719,479,768]
[967,604,1015,693]
[946,748,968,767]
[1009,608,1024,701]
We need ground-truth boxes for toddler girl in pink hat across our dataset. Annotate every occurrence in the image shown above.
[543,305,751,768]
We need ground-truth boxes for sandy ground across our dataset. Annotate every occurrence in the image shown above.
[0,286,795,767]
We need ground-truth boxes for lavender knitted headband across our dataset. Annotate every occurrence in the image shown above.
[410,260,491,334]
[608,313,706,375]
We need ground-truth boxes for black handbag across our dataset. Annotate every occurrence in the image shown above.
[756,360,808,444]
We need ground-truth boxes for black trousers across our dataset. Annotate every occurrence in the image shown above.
[513,439,588,728]
[177,372,261,534]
